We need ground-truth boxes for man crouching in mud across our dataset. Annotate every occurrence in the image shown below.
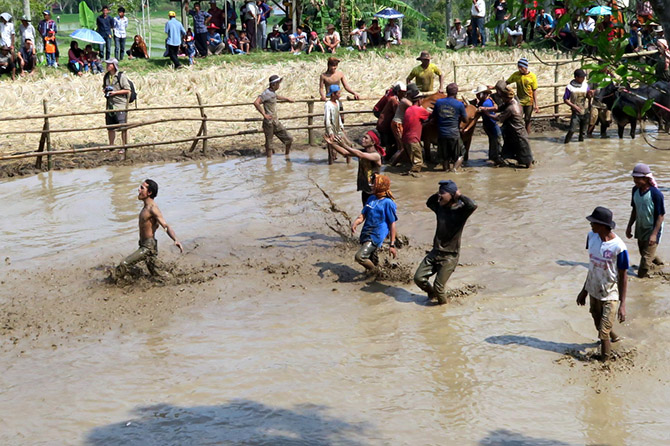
[115,179,183,278]
[577,207,628,361]
[351,175,398,274]
[414,180,476,305]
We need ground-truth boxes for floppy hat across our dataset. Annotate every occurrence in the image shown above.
[416,51,431,61]
[454,18,462,24]
[472,85,491,95]
[269,74,282,84]
[0,13,12,22]
[586,206,615,229]
[631,163,652,177]
[327,84,341,96]
[104,58,119,70]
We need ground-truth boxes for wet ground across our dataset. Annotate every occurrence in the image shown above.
[2,131,670,445]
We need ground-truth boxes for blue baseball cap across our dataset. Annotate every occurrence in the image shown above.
[327,84,341,97]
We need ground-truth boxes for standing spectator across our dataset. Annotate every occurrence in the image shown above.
[656,39,670,82]
[406,51,444,93]
[256,0,271,50]
[17,38,36,75]
[184,1,212,57]
[127,35,149,59]
[38,11,58,65]
[563,69,590,144]
[226,1,237,35]
[474,85,503,165]
[206,24,225,54]
[534,8,554,37]
[506,57,538,133]
[0,45,15,80]
[383,18,402,48]
[431,83,467,172]
[493,0,508,46]
[67,41,86,76]
[576,206,628,361]
[637,0,654,24]
[447,18,468,50]
[113,7,128,60]
[324,85,349,164]
[254,74,294,157]
[626,163,665,278]
[402,93,431,174]
[470,0,486,47]
[165,11,186,68]
[350,20,367,51]
[368,19,382,47]
[208,0,224,30]
[19,15,35,48]
[0,13,15,51]
[290,26,307,54]
[44,29,57,67]
[103,58,131,147]
[323,24,340,53]
[96,6,114,60]
[413,180,477,305]
[627,21,642,53]
[306,31,324,53]
[522,0,537,41]
[241,0,258,50]
[485,87,533,168]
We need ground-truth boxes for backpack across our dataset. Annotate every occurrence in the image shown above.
[105,71,137,104]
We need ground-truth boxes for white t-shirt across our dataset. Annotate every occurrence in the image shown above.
[0,21,15,47]
[471,0,486,18]
[113,16,128,38]
[584,231,629,301]
[324,99,343,136]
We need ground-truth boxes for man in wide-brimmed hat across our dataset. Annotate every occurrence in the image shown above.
[577,206,628,361]
[447,18,467,50]
[206,23,225,54]
[254,74,295,158]
[323,23,340,53]
[406,51,444,93]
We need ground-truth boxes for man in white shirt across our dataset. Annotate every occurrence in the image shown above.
[19,16,35,49]
[290,26,307,54]
[0,13,15,50]
[447,18,468,50]
[113,7,129,60]
[470,0,486,47]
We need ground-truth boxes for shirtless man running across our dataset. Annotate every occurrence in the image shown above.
[115,179,183,277]
[319,57,360,101]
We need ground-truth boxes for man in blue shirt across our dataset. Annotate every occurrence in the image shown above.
[96,5,115,60]
[184,0,212,57]
[431,82,467,171]
[165,11,186,68]
[474,85,503,165]
[206,24,225,54]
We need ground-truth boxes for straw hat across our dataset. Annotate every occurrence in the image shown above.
[472,85,491,95]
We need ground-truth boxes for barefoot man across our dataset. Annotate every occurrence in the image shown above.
[254,74,294,157]
[319,57,360,101]
[115,179,183,277]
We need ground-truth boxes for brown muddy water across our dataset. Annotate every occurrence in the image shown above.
[2,132,670,445]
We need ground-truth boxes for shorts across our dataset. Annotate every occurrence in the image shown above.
[437,136,463,163]
[589,296,618,340]
[263,120,293,146]
[106,110,127,126]
[355,241,379,266]
[522,104,534,123]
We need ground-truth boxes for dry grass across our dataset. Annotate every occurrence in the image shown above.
[0,49,581,156]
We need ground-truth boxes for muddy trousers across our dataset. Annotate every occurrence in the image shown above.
[117,238,159,275]
[589,296,619,343]
[637,238,660,277]
[414,250,458,304]
[565,111,588,143]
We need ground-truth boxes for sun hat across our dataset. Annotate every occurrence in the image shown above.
[586,206,615,229]
[465,19,471,27]
[631,163,652,177]
[327,84,341,97]
[473,85,491,95]
[394,81,407,92]
[269,74,282,84]
[0,13,12,22]
[406,83,420,99]
[327,24,335,30]
[104,58,119,70]
[168,10,177,17]
[518,57,529,68]
[454,18,462,24]
[416,51,431,61]
[21,15,31,21]
[439,180,458,196]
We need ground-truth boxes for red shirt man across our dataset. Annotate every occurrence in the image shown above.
[402,102,430,173]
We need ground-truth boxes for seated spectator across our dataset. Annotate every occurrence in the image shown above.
[350,20,367,51]
[323,24,340,53]
[227,31,244,54]
[577,14,595,34]
[306,31,324,54]
[627,21,642,53]
[535,8,554,37]
[67,40,85,76]
[0,46,15,80]
[447,18,468,50]
[384,18,401,48]
[368,19,381,46]
[290,26,307,54]
[506,20,523,47]
[239,30,250,53]
[127,34,149,59]
[465,19,475,45]
[267,25,290,51]
[17,38,36,75]
[206,24,225,54]
[83,44,103,73]
[596,15,616,42]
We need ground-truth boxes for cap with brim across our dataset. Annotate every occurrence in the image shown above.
[207,24,219,29]
[104,58,119,70]
[269,75,282,84]
[586,206,615,229]
[327,84,341,97]
[168,10,177,16]
[632,162,652,177]
[43,10,50,15]
[465,19,471,26]
[273,25,279,30]
[473,85,491,95]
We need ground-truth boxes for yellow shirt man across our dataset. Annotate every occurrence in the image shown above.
[407,52,444,93]
[506,70,538,106]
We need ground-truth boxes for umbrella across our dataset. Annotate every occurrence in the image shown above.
[374,8,405,20]
[586,5,612,16]
[69,28,106,44]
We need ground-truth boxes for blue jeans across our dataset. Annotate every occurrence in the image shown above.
[470,16,486,46]
[46,52,56,66]
[99,35,112,60]
[114,36,126,60]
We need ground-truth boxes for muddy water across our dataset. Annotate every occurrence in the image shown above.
[2,133,670,445]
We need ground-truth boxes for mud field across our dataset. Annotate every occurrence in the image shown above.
[2,128,670,445]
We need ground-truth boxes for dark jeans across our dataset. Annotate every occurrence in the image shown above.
[0,61,15,76]
[167,44,181,68]
[99,34,112,60]
[470,16,486,46]
[114,36,126,60]
[194,32,208,56]
[244,18,257,49]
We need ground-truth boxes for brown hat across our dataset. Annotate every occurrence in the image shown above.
[454,18,461,24]
[327,57,340,66]
[327,24,335,30]
[416,51,431,61]
[503,87,515,99]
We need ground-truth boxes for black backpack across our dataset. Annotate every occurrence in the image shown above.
[106,71,137,103]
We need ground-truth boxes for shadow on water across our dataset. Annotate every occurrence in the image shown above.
[315,261,363,283]
[360,283,436,307]
[84,400,372,446]
[479,429,575,446]
[555,259,590,268]
[485,335,599,355]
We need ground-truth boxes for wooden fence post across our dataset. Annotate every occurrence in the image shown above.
[35,99,49,169]
[307,100,315,145]
[553,63,560,116]
[190,93,208,153]
[453,61,457,83]
[44,100,52,170]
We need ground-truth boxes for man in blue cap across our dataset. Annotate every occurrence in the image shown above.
[324,84,350,164]
[577,206,628,361]
[414,180,477,305]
